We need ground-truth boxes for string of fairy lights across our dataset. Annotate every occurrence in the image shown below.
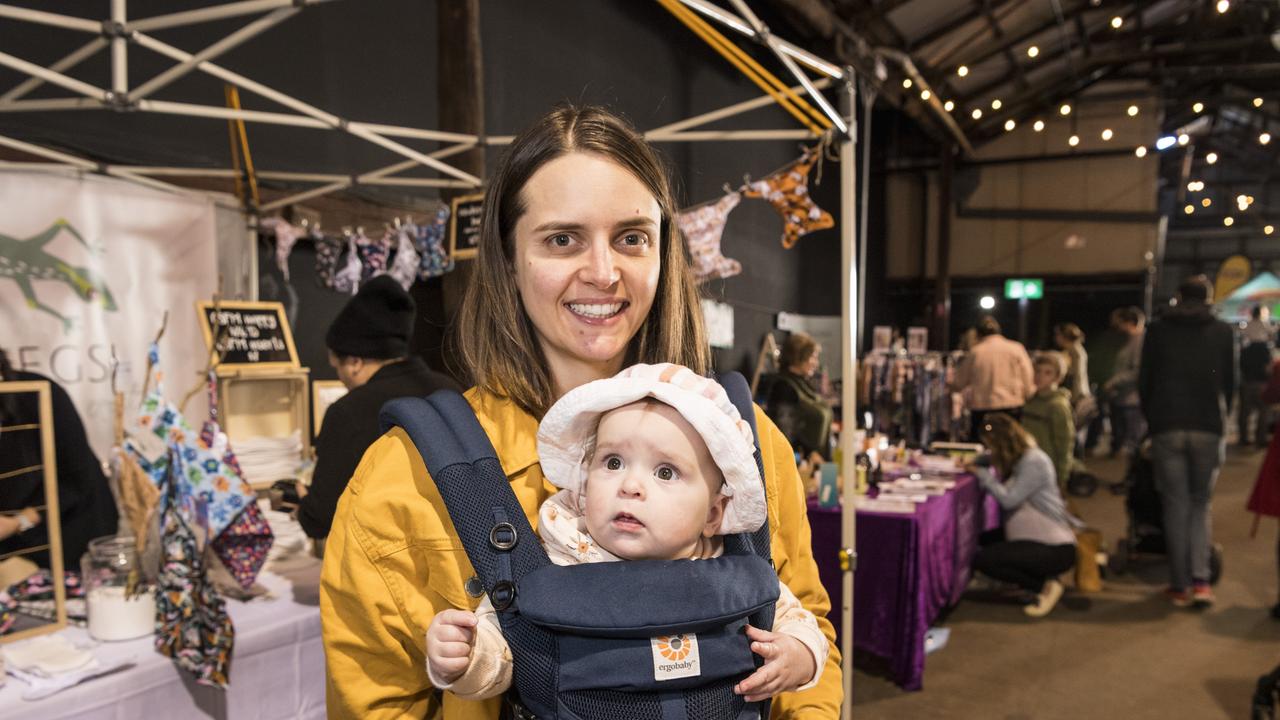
[911,0,1272,235]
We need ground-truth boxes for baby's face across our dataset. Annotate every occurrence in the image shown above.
[582,400,727,560]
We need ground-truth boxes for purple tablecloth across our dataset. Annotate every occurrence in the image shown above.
[807,474,998,691]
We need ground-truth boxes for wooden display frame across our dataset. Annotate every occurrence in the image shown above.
[0,380,66,644]
[196,299,301,371]
[213,366,311,490]
[311,380,347,438]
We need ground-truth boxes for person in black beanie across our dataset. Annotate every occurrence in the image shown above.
[296,276,459,540]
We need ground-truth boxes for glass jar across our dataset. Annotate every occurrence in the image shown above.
[81,535,155,641]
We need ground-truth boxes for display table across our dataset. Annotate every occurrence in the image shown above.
[808,473,997,691]
[0,555,324,719]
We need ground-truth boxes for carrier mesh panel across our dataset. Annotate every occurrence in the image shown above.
[684,678,748,719]
[560,689,663,720]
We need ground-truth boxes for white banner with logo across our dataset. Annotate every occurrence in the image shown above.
[0,169,218,462]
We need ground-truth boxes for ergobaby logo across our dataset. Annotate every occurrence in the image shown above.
[650,633,700,681]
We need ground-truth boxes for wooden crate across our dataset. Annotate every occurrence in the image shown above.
[214,366,311,489]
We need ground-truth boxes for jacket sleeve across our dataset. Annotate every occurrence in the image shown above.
[426,597,512,700]
[773,581,829,692]
[757,407,844,718]
[976,452,1050,511]
[320,431,503,720]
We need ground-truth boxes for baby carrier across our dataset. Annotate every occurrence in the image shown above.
[380,372,777,720]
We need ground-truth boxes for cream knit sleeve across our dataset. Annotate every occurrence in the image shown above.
[773,580,829,691]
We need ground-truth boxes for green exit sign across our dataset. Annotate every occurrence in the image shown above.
[1005,278,1044,300]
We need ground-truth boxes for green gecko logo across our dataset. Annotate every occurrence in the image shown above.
[0,219,117,332]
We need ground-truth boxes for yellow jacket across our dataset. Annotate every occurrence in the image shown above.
[320,389,843,719]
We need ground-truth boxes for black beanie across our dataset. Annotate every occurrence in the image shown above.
[325,276,416,359]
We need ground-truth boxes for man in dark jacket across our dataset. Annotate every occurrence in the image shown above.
[1138,275,1236,609]
[296,276,459,540]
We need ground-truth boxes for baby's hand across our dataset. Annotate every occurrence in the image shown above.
[733,624,816,702]
[426,609,479,685]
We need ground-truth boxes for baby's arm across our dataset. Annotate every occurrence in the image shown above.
[425,598,513,700]
[733,580,829,701]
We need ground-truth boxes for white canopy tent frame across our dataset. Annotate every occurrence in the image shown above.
[0,2,863,712]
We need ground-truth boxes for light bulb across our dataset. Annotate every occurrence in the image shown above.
[1101,128,1114,141]
[991,99,1002,110]
[1135,146,1148,157]
[1156,136,1177,150]
[958,65,969,77]
[944,100,955,112]
[1184,205,1194,214]
[1238,194,1248,204]
[1202,198,1212,207]
[1248,196,1255,205]
[1178,133,1190,146]
[1206,152,1218,164]
[1027,46,1039,58]
[1261,132,1272,145]
[903,78,913,89]
[1059,103,1072,115]
[972,108,983,119]
[1224,217,1234,227]
[1266,225,1275,236]
[1127,105,1139,117]
[1004,119,1016,131]
[1254,97,1264,108]
[1111,16,1123,29]
[1188,182,1198,191]
[980,296,996,310]
[921,90,932,101]
[1068,134,1080,147]
[1033,119,1045,132]
[1217,0,1230,13]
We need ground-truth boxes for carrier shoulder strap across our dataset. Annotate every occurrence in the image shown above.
[379,391,552,610]
[716,371,771,563]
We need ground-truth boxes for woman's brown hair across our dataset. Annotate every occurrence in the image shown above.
[455,104,708,418]
[980,413,1037,477]
[779,331,818,372]
[1054,322,1084,344]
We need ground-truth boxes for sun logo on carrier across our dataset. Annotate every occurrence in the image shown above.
[656,634,692,661]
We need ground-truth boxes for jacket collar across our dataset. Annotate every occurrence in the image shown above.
[365,356,427,386]
[465,387,541,478]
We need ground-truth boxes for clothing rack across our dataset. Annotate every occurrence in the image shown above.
[862,350,964,447]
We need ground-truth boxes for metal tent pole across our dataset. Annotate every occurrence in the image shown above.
[127,0,331,33]
[724,0,847,135]
[857,77,877,353]
[0,38,107,103]
[838,70,858,720]
[646,129,815,142]
[647,78,832,137]
[0,5,100,32]
[0,51,108,102]
[130,8,299,101]
[677,0,843,79]
[111,0,127,96]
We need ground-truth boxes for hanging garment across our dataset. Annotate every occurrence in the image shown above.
[415,205,454,279]
[678,192,743,282]
[155,490,235,689]
[314,232,344,289]
[388,226,421,291]
[331,234,362,295]
[356,229,391,282]
[743,147,834,248]
[260,217,300,281]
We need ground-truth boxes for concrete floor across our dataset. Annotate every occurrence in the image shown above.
[850,447,1280,719]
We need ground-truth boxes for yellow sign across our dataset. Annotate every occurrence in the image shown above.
[1215,255,1251,303]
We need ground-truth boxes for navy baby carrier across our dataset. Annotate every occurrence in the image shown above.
[380,372,777,720]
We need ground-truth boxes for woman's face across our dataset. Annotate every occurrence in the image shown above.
[512,152,662,385]
[803,347,821,377]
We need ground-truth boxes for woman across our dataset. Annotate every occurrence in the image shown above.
[319,106,842,719]
[1021,351,1075,492]
[766,331,834,462]
[970,413,1078,618]
[1053,323,1091,404]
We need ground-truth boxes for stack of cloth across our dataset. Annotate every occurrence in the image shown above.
[230,431,303,485]
[1,635,134,700]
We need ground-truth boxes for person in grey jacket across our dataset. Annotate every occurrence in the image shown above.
[1138,275,1236,608]
[969,413,1078,617]
[1105,306,1146,457]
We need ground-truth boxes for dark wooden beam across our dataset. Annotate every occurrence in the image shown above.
[958,206,1161,223]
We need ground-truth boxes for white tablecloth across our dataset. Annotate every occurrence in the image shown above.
[0,552,324,719]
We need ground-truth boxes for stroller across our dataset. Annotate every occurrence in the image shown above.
[1254,664,1280,720]
[1107,441,1224,583]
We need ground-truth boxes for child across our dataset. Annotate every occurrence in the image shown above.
[426,363,828,702]
[1022,351,1076,492]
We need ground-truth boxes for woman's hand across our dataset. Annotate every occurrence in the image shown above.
[0,508,40,541]
[733,624,816,702]
[426,609,479,685]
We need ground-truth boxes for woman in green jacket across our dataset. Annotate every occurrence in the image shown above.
[1021,351,1076,490]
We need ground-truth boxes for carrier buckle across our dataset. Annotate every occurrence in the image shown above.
[490,522,518,550]
[490,580,516,611]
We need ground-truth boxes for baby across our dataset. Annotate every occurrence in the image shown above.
[426,363,828,703]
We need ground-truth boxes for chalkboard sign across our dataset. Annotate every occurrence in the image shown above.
[197,300,300,369]
[449,193,484,260]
